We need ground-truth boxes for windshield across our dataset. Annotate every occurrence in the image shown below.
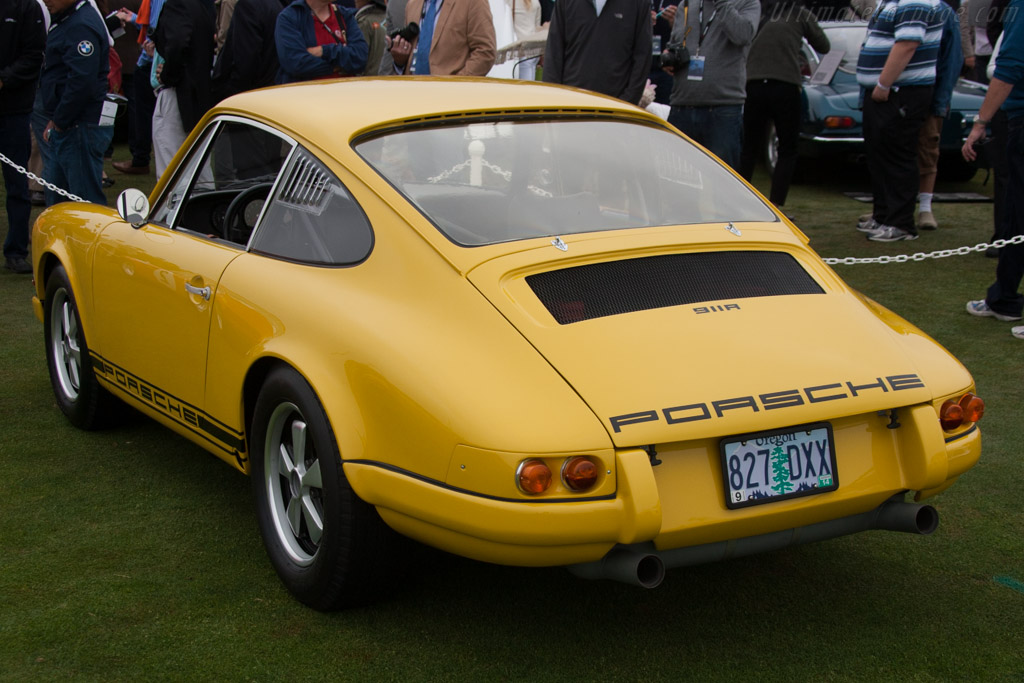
[823,24,867,74]
[355,118,776,247]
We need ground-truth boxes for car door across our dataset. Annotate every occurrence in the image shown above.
[91,118,292,419]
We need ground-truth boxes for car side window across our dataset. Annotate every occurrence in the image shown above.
[148,120,292,246]
[249,150,373,266]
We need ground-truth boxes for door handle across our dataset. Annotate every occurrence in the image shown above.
[184,282,211,301]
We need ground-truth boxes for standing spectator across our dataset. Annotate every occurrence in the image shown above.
[542,0,652,103]
[665,0,761,171]
[650,0,679,103]
[213,0,290,100]
[740,0,829,210]
[1,0,46,274]
[963,0,1023,337]
[38,0,116,206]
[150,0,216,177]
[275,0,368,83]
[109,0,144,174]
[355,0,388,75]
[855,0,943,242]
[913,0,963,230]
[387,0,496,75]
[377,0,408,74]
[112,0,164,176]
[963,0,994,81]
[508,0,548,80]
[216,0,239,51]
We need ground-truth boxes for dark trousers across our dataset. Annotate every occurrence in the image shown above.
[131,66,157,167]
[990,109,1010,241]
[862,85,932,234]
[985,114,1024,318]
[740,79,801,206]
[1,112,32,259]
[668,104,744,172]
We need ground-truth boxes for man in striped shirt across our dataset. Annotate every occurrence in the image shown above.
[856,0,944,241]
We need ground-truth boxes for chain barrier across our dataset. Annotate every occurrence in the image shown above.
[6,149,1019,263]
[0,150,85,203]
[821,234,1024,265]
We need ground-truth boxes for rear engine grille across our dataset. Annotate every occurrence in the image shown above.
[526,251,824,324]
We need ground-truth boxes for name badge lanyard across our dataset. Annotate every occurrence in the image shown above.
[315,5,348,45]
[695,0,716,56]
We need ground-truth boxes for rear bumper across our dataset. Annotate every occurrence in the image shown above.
[344,406,980,567]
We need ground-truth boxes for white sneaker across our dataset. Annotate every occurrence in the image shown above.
[857,218,881,233]
[868,225,918,242]
[966,299,1023,321]
[1012,326,1024,339]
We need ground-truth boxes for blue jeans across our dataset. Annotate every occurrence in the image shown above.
[1,112,32,260]
[43,122,115,206]
[668,104,744,172]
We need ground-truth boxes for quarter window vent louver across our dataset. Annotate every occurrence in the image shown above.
[278,155,333,215]
[526,251,824,324]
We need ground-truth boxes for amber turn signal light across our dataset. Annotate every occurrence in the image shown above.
[562,456,599,492]
[959,393,985,422]
[516,459,552,495]
[939,393,985,432]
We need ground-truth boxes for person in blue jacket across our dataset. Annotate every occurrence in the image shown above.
[963,0,1024,339]
[38,0,115,206]
[275,0,367,84]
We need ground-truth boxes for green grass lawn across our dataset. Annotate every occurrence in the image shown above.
[0,153,1022,681]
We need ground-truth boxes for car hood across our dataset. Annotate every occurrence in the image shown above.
[468,223,969,447]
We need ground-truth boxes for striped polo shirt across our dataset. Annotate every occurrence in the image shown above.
[856,0,943,89]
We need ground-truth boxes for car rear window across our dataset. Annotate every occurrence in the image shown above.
[354,118,777,247]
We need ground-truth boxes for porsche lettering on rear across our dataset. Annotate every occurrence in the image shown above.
[609,373,926,432]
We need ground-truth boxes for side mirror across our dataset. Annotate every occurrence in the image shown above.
[116,188,150,226]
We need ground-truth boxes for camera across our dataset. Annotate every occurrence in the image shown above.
[660,43,690,70]
[389,21,420,43]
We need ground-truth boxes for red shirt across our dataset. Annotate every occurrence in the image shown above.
[312,8,348,79]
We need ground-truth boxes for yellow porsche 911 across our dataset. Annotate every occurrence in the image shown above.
[31,79,983,610]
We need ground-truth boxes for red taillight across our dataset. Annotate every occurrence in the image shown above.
[562,456,599,492]
[939,393,985,431]
[516,459,552,494]
[824,116,855,129]
[939,400,964,431]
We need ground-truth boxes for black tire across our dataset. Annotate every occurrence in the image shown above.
[43,264,117,430]
[250,366,389,610]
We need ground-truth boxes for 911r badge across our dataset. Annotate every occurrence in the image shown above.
[551,237,568,251]
[77,40,94,57]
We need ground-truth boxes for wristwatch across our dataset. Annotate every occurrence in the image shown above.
[973,115,991,126]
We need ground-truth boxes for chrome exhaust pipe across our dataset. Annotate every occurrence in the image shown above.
[568,547,666,588]
[871,500,939,535]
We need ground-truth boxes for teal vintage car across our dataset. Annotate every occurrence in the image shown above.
[765,20,988,181]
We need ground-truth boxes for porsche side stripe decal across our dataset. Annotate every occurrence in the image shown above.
[344,459,616,504]
[90,353,247,459]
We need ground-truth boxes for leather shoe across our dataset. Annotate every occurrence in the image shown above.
[112,160,150,175]
[5,256,32,274]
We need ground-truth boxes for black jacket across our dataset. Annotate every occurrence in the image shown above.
[0,0,47,115]
[153,0,216,131]
[38,0,110,128]
[212,0,290,101]
[542,0,653,105]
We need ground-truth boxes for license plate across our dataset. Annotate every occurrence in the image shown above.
[720,423,838,509]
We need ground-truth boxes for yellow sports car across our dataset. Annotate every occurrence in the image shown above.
[31,79,983,610]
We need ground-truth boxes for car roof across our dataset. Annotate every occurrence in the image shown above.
[213,77,650,143]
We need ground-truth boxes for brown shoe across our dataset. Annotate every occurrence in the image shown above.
[112,160,150,175]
